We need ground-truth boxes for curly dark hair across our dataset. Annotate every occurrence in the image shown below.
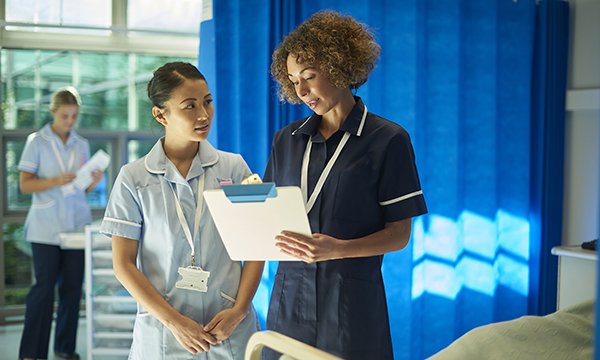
[271,10,381,103]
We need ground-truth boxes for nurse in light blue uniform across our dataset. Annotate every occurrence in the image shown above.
[100,62,262,359]
[19,87,104,360]
[20,118,92,244]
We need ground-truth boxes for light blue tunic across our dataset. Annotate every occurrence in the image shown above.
[100,139,259,359]
[18,124,91,245]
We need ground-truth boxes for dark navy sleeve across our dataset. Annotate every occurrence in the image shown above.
[378,130,427,222]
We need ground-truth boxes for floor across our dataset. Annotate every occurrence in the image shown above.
[0,319,87,360]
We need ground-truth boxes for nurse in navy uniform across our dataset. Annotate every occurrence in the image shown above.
[264,10,428,360]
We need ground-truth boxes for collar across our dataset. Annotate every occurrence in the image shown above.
[144,138,219,183]
[39,123,81,146]
[292,96,368,141]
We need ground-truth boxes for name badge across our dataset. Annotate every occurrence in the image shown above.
[176,266,210,292]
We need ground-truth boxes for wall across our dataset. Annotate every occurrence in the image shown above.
[562,0,600,246]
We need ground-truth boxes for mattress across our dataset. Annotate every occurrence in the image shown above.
[429,300,594,359]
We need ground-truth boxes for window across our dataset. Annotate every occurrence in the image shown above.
[3,139,30,212]
[0,0,200,323]
[128,139,157,163]
[1,50,183,131]
[0,48,195,313]
[5,0,111,29]
[0,0,199,57]
[128,0,203,34]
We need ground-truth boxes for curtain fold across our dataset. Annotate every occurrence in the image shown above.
[529,0,570,317]
[200,0,569,358]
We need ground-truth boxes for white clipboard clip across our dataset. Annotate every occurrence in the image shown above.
[222,183,277,203]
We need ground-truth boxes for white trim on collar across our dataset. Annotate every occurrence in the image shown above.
[144,140,167,174]
[40,123,81,143]
[144,155,165,174]
[144,139,220,175]
[356,105,368,136]
[291,101,368,138]
[292,115,314,136]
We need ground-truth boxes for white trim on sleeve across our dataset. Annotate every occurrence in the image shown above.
[19,160,37,170]
[103,217,142,228]
[356,105,368,136]
[379,190,423,206]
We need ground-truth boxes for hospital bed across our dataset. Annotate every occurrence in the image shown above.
[245,331,342,360]
[428,300,594,359]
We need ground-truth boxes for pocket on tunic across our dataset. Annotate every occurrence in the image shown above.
[220,290,236,308]
[332,163,378,222]
[30,199,56,209]
[130,313,166,359]
[218,288,262,359]
[339,277,387,353]
[266,272,285,330]
[26,200,59,239]
[28,199,57,223]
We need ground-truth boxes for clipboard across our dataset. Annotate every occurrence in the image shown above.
[203,183,310,261]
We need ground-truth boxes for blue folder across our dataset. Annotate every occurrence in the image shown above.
[221,183,278,203]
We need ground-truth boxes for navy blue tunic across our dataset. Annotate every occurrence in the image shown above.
[264,97,427,359]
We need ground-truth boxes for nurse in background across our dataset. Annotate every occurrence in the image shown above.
[265,11,428,359]
[18,87,104,360]
[100,62,262,358]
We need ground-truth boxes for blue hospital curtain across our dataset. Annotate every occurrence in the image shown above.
[530,0,569,317]
[200,0,569,358]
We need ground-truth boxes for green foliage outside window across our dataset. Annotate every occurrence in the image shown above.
[3,224,31,306]
[2,50,194,131]
[1,48,194,309]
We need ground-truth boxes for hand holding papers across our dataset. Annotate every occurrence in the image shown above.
[74,149,110,189]
[204,183,311,261]
[61,149,110,196]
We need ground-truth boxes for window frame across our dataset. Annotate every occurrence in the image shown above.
[0,0,201,323]
[0,0,199,58]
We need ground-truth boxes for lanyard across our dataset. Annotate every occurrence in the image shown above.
[169,173,205,266]
[300,105,367,214]
[50,140,76,173]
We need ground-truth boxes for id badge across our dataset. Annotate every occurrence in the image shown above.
[175,266,210,292]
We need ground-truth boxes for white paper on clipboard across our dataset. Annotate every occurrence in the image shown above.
[61,149,110,196]
[203,185,311,261]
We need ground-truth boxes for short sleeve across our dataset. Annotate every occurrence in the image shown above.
[18,135,39,174]
[378,131,427,222]
[100,168,144,240]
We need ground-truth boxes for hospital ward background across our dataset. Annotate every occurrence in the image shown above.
[0,0,599,359]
